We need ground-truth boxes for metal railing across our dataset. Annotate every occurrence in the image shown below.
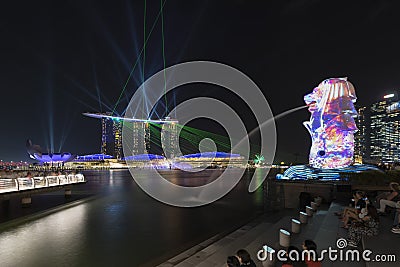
[0,174,85,194]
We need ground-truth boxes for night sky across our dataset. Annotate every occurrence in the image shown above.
[1,0,400,162]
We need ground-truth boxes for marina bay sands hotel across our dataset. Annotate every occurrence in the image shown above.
[83,113,179,160]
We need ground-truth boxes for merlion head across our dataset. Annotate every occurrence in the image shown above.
[303,77,358,169]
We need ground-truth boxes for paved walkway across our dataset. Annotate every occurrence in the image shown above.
[159,201,400,267]
[362,214,400,267]
[159,205,330,266]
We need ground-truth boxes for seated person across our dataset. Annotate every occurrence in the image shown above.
[347,205,380,247]
[391,208,400,234]
[301,240,322,267]
[236,249,256,267]
[227,256,241,267]
[341,192,367,228]
[336,191,365,218]
[376,182,399,204]
[282,246,307,267]
[377,183,400,214]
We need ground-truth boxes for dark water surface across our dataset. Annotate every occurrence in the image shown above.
[0,169,263,267]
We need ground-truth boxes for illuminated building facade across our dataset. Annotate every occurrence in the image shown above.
[26,139,75,163]
[131,121,151,155]
[101,114,123,159]
[83,113,179,159]
[102,118,152,158]
[369,94,400,164]
[353,93,400,165]
[354,106,367,163]
[174,152,246,169]
[85,112,178,159]
[160,117,179,159]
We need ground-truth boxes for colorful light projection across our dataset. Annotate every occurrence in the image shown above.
[303,78,358,169]
[26,139,75,163]
[32,153,75,163]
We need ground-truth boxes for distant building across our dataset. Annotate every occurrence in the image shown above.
[174,152,246,169]
[66,154,126,169]
[101,114,123,159]
[123,117,179,158]
[84,112,178,159]
[370,94,400,164]
[355,93,400,165]
[354,106,367,163]
[131,121,151,155]
[26,139,75,163]
[160,117,179,159]
[102,118,154,158]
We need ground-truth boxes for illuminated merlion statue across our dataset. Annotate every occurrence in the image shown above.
[303,77,358,169]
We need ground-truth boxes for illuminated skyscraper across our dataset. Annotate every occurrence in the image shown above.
[354,106,367,163]
[354,93,400,165]
[131,121,151,155]
[161,118,179,159]
[101,113,123,159]
[370,94,400,164]
[84,113,178,159]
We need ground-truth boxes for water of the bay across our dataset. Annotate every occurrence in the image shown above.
[0,169,265,267]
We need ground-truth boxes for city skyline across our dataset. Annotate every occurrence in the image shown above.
[1,1,400,161]
[355,92,400,165]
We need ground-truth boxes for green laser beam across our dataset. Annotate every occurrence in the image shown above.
[142,0,147,115]
[123,121,263,158]
[112,0,168,115]
[160,0,167,116]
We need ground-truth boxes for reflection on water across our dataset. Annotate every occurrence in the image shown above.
[0,170,263,267]
[0,204,88,267]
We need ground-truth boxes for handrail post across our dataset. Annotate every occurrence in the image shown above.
[15,178,19,191]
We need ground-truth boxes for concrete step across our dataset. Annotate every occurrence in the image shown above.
[158,216,274,267]
[290,208,329,248]
[159,206,331,267]
[196,208,330,267]
[248,206,330,266]
[169,201,399,267]
[192,221,275,267]
[244,216,292,258]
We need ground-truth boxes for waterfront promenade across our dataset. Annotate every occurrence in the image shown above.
[0,173,85,194]
[159,201,400,267]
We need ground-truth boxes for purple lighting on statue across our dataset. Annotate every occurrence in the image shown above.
[303,77,358,169]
